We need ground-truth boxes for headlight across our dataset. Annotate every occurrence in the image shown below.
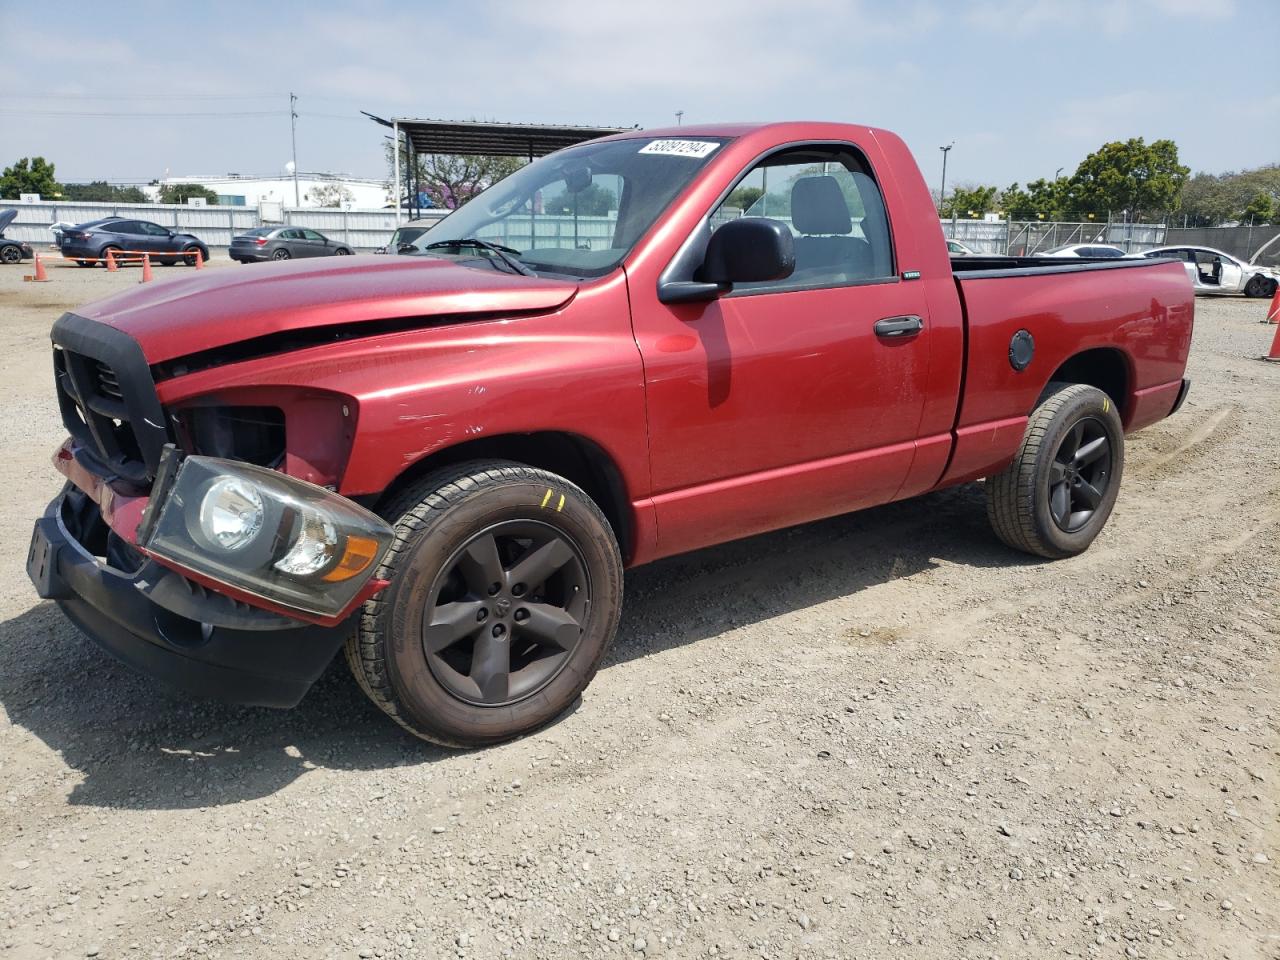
[141,456,393,620]
[199,477,265,551]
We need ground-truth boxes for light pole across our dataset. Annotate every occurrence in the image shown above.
[289,92,300,208]
[938,142,954,213]
[675,110,684,126]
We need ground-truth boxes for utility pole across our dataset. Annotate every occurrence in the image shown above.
[675,110,684,126]
[938,142,954,213]
[393,121,401,226]
[289,92,300,208]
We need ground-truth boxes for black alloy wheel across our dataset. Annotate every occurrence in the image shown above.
[1047,416,1112,533]
[423,520,589,706]
[0,246,20,265]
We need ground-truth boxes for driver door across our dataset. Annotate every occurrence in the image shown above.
[633,144,932,557]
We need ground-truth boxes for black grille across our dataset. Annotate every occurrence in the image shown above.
[51,313,170,488]
[95,361,123,401]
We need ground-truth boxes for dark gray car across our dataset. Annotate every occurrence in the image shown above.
[229,226,354,263]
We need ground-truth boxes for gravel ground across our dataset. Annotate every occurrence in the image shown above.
[0,258,1276,960]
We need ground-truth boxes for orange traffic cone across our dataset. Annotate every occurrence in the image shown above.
[23,254,50,282]
[193,248,204,270]
[139,254,153,284]
[1264,321,1280,362]
[1264,285,1280,325]
[105,249,118,272]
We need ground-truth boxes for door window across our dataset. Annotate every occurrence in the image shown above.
[709,145,894,294]
[302,229,325,241]
[137,222,170,236]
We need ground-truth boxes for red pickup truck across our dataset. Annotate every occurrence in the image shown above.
[28,122,1193,747]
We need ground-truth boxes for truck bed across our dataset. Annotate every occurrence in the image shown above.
[949,255,1171,277]
[934,255,1194,489]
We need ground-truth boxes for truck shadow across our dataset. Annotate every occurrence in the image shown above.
[0,482,1030,810]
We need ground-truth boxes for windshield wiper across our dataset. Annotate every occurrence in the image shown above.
[423,238,536,277]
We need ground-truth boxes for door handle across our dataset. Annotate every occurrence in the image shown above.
[873,315,924,338]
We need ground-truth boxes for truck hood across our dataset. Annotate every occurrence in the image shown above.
[74,254,579,363]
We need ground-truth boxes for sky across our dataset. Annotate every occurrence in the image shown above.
[2,0,1276,192]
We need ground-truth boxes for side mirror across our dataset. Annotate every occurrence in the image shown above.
[396,242,415,254]
[699,217,795,285]
[167,230,176,238]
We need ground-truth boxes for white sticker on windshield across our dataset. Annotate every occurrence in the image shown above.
[638,139,720,159]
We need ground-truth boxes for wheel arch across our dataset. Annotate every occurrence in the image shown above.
[375,431,635,562]
[1039,347,1132,421]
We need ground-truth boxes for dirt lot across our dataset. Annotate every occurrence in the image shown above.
[0,257,1276,960]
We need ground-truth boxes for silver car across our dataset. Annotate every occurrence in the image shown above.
[1141,246,1279,298]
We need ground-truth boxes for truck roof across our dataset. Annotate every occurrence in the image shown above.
[593,120,893,144]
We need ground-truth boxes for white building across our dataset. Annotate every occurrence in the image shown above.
[149,172,389,210]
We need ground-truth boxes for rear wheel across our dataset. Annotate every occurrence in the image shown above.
[272,248,291,261]
[346,461,623,748]
[986,382,1124,559]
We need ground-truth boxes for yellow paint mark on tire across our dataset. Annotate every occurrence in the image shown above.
[556,493,565,512]
[540,489,553,508]
[1103,397,1110,413]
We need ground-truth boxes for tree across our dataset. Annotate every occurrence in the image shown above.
[305,183,355,208]
[1,157,61,199]
[62,181,148,203]
[385,142,525,210]
[159,182,221,205]
[1179,165,1280,225]
[543,182,617,216]
[1068,138,1188,220]
[940,184,999,219]
[1242,192,1274,225]
[726,185,764,212]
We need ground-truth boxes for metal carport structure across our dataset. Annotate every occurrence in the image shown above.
[362,116,632,222]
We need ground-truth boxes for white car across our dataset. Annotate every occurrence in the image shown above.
[1140,246,1279,298]
[946,239,979,256]
[1039,243,1127,259]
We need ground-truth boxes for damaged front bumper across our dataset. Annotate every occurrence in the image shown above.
[28,483,354,708]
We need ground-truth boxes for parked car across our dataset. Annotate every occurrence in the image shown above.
[58,218,209,267]
[28,121,1194,748]
[1040,243,1127,259]
[373,218,436,254]
[0,210,34,264]
[230,226,354,263]
[1140,245,1279,298]
[946,239,979,256]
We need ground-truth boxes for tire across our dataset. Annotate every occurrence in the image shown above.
[181,245,203,266]
[0,245,20,265]
[1245,275,1277,299]
[986,382,1124,559]
[346,460,624,748]
[94,245,121,268]
[272,248,291,261]
[334,247,352,256]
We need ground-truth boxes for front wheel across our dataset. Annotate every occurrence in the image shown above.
[0,245,21,265]
[986,382,1124,559]
[346,461,624,748]
[334,247,352,256]
[182,245,203,266]
[1244,274,1275,299]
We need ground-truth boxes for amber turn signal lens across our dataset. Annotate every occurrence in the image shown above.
[322,535,380,582]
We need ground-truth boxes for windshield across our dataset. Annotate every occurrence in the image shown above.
[412,136,729,278]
